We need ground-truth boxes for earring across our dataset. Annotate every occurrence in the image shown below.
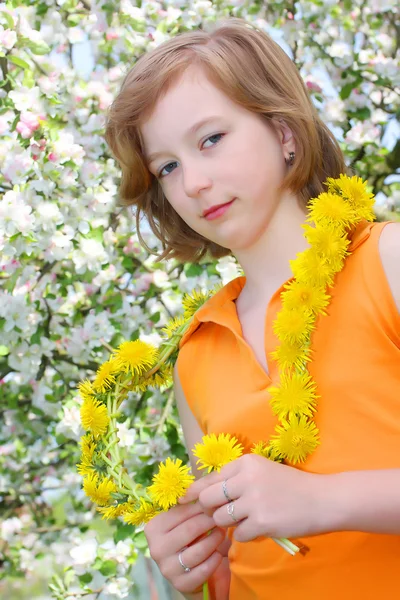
[285,151,295,166]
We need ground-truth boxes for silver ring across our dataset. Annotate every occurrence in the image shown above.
[222,479,232,503]
[178,550,191,573]
[227,501,238,522]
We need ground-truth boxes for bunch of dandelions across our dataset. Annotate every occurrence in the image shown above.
[76,288,218,525]
[192,433,300,557]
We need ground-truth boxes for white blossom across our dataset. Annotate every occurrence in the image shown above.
[0,27,17,50]
[56,405,83,440]
[116,422,136,448]
[70,538,98,567]
[103,577,131,598]
[1,517,23,542]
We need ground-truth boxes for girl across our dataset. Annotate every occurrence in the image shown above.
[104,18,400,600]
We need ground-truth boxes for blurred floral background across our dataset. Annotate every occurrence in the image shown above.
[0,0,399,598]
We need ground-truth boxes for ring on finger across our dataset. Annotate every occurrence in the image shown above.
[222,479,233,503]
[227,501,238,522]
[178,548,191,573]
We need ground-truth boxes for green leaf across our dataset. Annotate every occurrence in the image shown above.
[36,3,50,17]
[79,573,93,585]
[0,345,9,356]
[10,114,20,133]
[82,226,104,243]
[67,15,82,27]
[24,38,51,56]
[114,522,135,543]
[8,56,31,70]
[122,256,134,270]
[351,107,371,121]
[99,560,117,577]
[185,263,203,277]
[339,83,355,100]
[30,328,43,345]
[0,10,14,29]
[149,311,160,323]
[132,530,148,550]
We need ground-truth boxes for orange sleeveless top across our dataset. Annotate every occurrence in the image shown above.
[177,221,400,600]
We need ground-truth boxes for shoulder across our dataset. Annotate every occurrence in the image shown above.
[378,222,400,313]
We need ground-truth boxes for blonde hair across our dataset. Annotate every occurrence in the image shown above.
[105,17,349,262]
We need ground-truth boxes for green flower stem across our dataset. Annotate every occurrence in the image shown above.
[203,582,209,600]
[272,537,299,555]
[102,438,119,454]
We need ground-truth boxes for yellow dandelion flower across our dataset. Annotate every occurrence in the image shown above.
[93,359,119,393]
[112,340,158,376]
[307,192,358,229]
[77,379,95,402]
[327,174,375,221]
[251,441,270,458]
[273,306,315,345]
[182,289,213,319]
[82,473,117,506]
[80,397,110,437]
[268,372,319,420]
[270,415,320,464]
[123,498,161,525]
[270,339,311,371]
[77,455,96,476]
[135,363,173,392]
[303,224,350,270]
[147,458,195,510]
[290,249,336,288]
[282,280,330,315]
[80,434,96,459]
[161,316,188,339]
[96,503,129,520]
[193,433,244,474]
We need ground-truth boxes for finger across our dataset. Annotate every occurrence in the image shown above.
[233,519,257,543]
[178,461,239,504]
[171,513,217,551]
[212,499,246,529]
[198,476,240,512]
[175,551,223,595]
[164,527,225,579]
[145,500,204,536]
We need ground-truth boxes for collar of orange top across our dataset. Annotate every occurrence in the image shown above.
[178,220,375,348]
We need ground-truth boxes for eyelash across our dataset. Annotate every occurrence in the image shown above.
[156,133,225,179]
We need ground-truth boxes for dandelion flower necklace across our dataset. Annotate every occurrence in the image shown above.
[252,174,375,465]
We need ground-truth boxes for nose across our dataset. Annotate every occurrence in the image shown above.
[182,160,213,198]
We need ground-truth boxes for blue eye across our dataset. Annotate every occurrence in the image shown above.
[157,133,225,179]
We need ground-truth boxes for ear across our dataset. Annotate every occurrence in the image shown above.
[271,118,296,155]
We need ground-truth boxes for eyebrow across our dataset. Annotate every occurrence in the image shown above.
[146,115,223,166]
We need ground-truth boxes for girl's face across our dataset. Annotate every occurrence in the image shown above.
[141,66,296,252]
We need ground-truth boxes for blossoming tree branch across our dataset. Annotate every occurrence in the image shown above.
[0,1,398,599]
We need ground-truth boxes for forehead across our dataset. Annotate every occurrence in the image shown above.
[140,66,237,144]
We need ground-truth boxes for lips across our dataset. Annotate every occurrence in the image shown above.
[203,199,235,218]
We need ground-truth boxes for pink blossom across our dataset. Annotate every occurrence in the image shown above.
[0,29,17,50]
[31,139,46,160]
[105,30,119,41]
[48,152,58,162]
[16,112,41,139]
[306,81,323,93]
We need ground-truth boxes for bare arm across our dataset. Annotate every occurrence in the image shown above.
[173,363,231,600]
[379,222,400,313]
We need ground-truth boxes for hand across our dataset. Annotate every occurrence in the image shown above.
[179,454,330,542]
[144,500,226,595]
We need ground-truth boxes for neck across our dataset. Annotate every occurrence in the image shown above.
[232,191,310,301]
